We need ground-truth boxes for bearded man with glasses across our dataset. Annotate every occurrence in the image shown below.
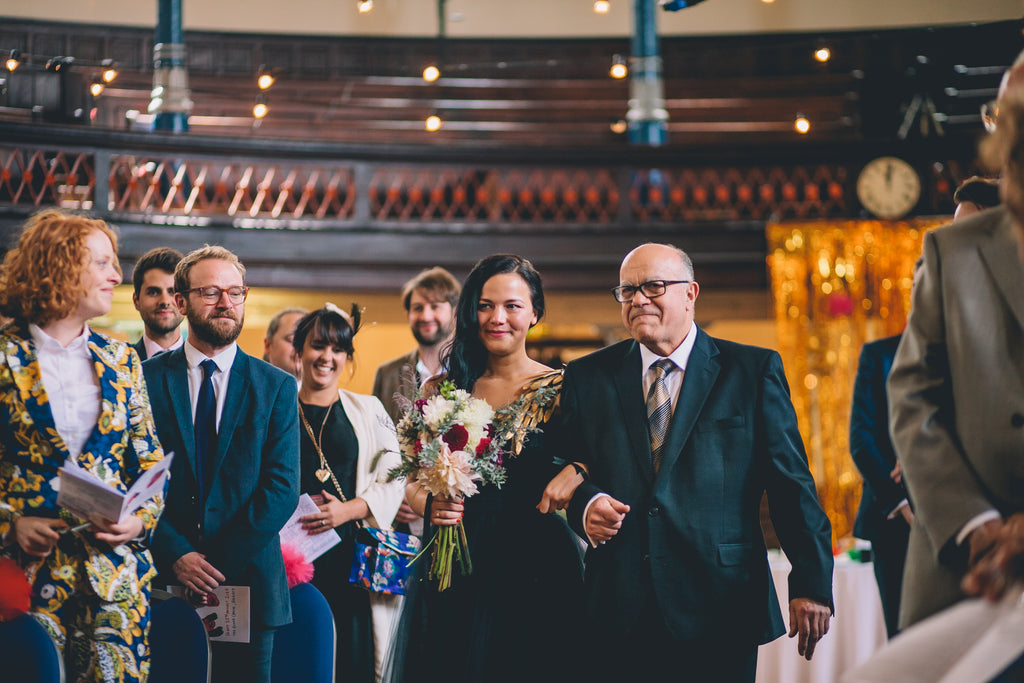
[553,242,834,683]
[143,245,299,683]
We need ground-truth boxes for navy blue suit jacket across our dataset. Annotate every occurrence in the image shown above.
[144,347,300,629]
[130,338,148,361]
[565,330,833,645]
[850,334,907,541]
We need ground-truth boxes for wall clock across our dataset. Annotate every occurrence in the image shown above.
[856,156,921,220]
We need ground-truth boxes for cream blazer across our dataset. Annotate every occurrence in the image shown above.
[337,388,404,529]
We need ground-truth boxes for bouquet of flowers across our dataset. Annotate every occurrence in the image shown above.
[388,380,507,591]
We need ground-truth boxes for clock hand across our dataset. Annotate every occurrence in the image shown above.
[885,162,893,186]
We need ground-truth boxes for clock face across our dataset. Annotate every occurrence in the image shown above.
[856,157,921,220]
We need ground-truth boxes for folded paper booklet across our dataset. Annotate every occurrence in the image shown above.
[168,585,250,643]
[279,493,342,563]
[57,452,174,524]
[842,585,1024,683]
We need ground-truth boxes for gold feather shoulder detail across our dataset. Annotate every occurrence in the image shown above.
[495,368,563,457]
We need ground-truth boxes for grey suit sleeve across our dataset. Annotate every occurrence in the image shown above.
[205,375,300,576]
[888,230,995,562]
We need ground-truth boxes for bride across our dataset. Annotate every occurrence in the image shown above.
[387,254,586,683]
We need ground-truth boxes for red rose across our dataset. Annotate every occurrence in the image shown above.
[443,424,469,452]
[414,399,428,413]
[475,437,492,457]
[413,440,424,455]
[0,557,30,621]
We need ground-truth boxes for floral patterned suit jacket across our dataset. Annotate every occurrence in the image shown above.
[0,322,166,605]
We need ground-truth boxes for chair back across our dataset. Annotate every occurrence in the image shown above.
[271,582,336,683]
[149,594,211,683]
[0,613,64,683]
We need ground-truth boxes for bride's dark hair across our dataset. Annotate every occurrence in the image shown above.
[442,254,545,392]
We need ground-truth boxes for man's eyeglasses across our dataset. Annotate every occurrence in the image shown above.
[184,286,249,305]
[612,280,691,303]
[982,100,999,133]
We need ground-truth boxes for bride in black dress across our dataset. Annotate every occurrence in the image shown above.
[386,254,587,683]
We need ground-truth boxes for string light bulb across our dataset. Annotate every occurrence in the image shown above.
[253,101,269,119]
[609,54,628,79]
[593,0,611,13]
[425,114,442,132]
[89,81,104,97]
[357,0,373,13]
[258,73,274,90]
[422,65,441,82]
[5,51,19,72]
[814,47,831,63]
[794,113,810,134]
[101,58,118,82]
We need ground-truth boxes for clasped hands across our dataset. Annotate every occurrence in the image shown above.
[963,514,1024,602]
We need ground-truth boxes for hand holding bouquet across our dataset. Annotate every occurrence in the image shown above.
[388,380,506,591]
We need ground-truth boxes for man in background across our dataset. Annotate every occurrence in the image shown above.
[263,307,307,379]
[372,266,460,423]
[131,247,184,360]
[850,333,911,637]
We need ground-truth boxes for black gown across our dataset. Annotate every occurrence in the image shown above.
[386,372,585,683]
[299,400,375,683]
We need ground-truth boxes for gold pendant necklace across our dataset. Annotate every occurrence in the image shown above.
[299,400,334,483]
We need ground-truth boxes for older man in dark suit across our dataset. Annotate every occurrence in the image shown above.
[564,242,833,682]
[144,245,299,682]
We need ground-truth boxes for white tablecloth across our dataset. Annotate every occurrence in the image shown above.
[756,553,887,683]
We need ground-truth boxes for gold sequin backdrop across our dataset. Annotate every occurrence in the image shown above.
[767,218,946,544]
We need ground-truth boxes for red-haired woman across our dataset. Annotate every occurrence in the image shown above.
[0,210,167,682]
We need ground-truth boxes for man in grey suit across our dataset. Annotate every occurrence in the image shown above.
[144,245,299,682]
[372,266,460,423]
[888,52,1024,630]
[563,243,833,682]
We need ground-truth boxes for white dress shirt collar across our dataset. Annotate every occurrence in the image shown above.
[638,322,699,375]
[141,332,183,359]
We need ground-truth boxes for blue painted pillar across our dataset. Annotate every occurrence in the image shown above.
[151,0,191,132]
[627,0,668,145]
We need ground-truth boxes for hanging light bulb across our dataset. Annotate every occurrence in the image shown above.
[253,101,269,119]
[593,0,611,13]
[101,58,118,82]
[814,46,831,63]
[357,0,374,13]
[422,65,441,82]
[89,81,105,97]
[425,114,442,132]
[258,73,275,90]
[609,54,628,79]
[610,119,627,134]
[794,113,810,134]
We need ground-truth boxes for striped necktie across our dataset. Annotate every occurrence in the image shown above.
[646,358,676,473]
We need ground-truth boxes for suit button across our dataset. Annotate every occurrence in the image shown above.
[642,554,650,562]
[1012,413,1024,428]
[648,506,661,517]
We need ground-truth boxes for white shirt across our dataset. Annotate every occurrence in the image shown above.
[183,341,237,430]
[141,332,183,359]
[29,324,100,458]
[638,323,699,411]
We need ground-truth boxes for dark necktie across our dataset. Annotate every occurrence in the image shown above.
[195,359,218,503]
[646,358,676,473]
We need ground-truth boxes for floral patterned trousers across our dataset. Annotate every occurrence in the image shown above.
[26,544,152,683]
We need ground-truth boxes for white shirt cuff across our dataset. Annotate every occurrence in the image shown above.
[582,492,611,548]
[956,510,1002,547]
[886,499,910,519]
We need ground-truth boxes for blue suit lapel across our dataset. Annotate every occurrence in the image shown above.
[77,330,122,462]
[209,350,252,486]
[612,341,656,484]
[655,328,720,482]
[161,348,199,485]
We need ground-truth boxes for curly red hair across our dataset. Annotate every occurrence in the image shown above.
[0,210,121,325]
